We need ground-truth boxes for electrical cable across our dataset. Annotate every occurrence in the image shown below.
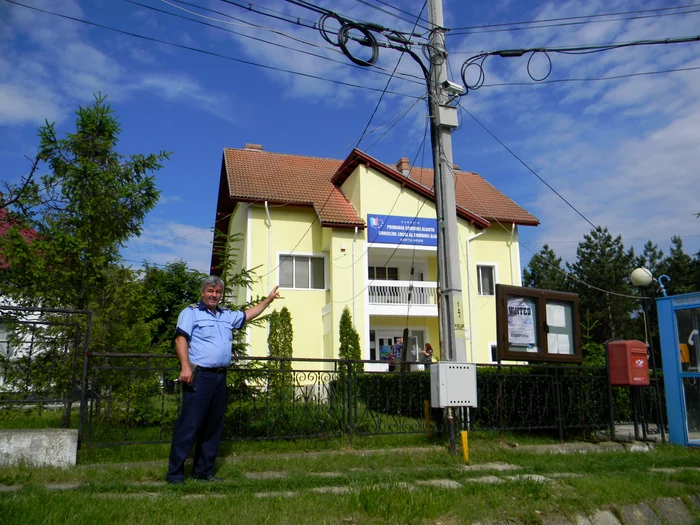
[458,103,597,230]
[459,35,700,94]
[356,1,427,149]
[352,0,431,31]
[3,0,422,100]
[126,0,425,85]
[447,4,700,35]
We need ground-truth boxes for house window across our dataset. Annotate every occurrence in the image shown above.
[279,255,325,289]
[369,266,399,280]
[477,265,495,296]
[0,323,8,358]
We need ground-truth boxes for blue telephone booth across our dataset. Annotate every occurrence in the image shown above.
[657,292,700,446]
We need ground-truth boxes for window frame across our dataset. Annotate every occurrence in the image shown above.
[477,264,497,296]
[278,253,327,290]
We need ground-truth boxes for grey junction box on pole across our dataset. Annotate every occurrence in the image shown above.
[430,362,478,407]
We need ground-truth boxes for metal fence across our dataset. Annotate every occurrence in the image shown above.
[79,353,667,447]
[0,306,92,429]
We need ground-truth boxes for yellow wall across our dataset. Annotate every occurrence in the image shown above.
[226,164,526,366]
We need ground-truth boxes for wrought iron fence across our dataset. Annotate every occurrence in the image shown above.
[0,306,92,430]
[80,353,667,447]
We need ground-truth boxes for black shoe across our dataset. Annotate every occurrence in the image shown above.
[194,475,223,482]
[167,478,185,485]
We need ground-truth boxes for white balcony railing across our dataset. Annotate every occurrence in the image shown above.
[367,280,437,306]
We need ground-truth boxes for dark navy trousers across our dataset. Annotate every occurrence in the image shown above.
[166,369,227,482]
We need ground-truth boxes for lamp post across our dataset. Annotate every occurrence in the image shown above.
[629,267,666,444]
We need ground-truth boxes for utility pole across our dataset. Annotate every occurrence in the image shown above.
[427,0,467,363]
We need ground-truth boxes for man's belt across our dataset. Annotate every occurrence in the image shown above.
[196,366,228,373]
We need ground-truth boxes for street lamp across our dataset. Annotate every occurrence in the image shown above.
[629,267,666,444]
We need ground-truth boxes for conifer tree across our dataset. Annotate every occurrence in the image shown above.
[566,226,635,343]
[522,244,569,291]
[339,307,361,361]
[659,236,695,295]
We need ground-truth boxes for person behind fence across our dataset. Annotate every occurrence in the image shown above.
[388,337,403,372]
[166,275,279,484]
[421,342,433,365]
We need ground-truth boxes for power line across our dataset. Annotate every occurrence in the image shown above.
[352,0,431,31]
[356,1,428,149]
[366,0,431,25]
[3,0,422,99]
[447,3,700,34]
[126,0,425,85]
[458,103,597,230]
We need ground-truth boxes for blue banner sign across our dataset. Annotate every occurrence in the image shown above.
[367,214,438,246]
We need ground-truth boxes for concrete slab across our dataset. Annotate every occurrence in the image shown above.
[541,515,573,525]
[0,484,22,492]
[415,479,463,489]
[45,482,81,490]
[574,516,592,525]
[308,472,343,478]
[243,471,288,480]
[253,491,298,498]
[685,494,700,511]
[310,486,351,494]
[648,468,679,474]
[590,510,622,525]
[549,473,584,479]
[0,429,78,468]
[462,476,504,484]
[653,497,694,525]
[616,503,661,525]
[461,462,521,472]
[504,474,550,483]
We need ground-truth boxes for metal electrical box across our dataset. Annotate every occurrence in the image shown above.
[607,340,649,386]
[430,362,477,407]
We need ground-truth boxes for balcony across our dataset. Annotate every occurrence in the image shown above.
[367,280,438,317]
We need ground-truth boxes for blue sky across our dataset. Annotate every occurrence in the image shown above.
[1,0,699,275]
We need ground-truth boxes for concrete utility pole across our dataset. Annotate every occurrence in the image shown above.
[427,0,468,362]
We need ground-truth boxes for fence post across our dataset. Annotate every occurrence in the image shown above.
[554,367,565,443]
[347,360,354,446]
[77,310,92,447]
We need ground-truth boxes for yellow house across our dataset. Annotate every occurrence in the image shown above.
[211,144,538,368]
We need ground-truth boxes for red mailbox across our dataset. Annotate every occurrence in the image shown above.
[607,340,649,386]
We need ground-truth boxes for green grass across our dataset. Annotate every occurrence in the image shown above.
[2,434,700,524]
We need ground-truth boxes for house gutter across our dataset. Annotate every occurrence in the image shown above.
[352,226,359,328]
[466,229,486,362]
[265,201,272,350]
[509,222,516,284]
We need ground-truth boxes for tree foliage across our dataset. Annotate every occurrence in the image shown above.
[140,260,207,349]
[268,306,293,360]
[339,307,361,361]
[522,244,569,291]
[0,94,169,309]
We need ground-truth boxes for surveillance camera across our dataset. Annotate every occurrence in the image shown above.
[441,80,465,95]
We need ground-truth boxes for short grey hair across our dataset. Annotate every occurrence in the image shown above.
[201,275,225,292]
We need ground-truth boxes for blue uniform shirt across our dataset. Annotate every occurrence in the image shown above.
[176,302,246,368]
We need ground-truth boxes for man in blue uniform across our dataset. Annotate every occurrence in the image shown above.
[166,275,280,484]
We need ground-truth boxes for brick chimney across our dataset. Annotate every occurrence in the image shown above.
[396,157,411,176]
[244,143,263,151]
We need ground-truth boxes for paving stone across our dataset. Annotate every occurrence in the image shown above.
[617,503,661,525]
[685,494,700,511]
[504,474,550,483]
[310,486,351,494]
[653,497,694,525]
[462,476,504,484]
[243,471,288,480]
[0,484,22,492]
[541,514,572,525]
[308,472,343,478]
[131,481,166,487]
[95,492,160,499]
[461,462,521,472]
[183,494,228,500]
[649,468,679,474]
[621,442,654,453]
[590,510,622,525]
[415,479,463,489]
[549,473,584,479]
[45,483,81,490]
[253,491,298,498]
[574,516,592,525]
[372,482,415,491]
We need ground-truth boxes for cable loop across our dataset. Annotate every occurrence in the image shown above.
[337,23,379,67]
[422,42,445,65]
[319,14,341,47]
[460,55,487,93]
[526,50,552,81]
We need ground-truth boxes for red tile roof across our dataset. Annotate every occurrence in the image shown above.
[218,147,539,230]
[0,208,37,269]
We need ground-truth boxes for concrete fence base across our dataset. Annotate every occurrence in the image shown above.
[0,429,78,468]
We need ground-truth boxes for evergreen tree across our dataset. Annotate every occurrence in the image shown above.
[659,236,695,295]
[566,227,636,343]
[634,241,664,278]
[522,244,569,291]
[268,306,293,360]
[339,307,361,361]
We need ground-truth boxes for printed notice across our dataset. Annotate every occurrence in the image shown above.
[454,296,466,340]
[546,303,566,328]
[548,333,571,354]
[507,296,536,346]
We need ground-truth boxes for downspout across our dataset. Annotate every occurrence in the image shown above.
[352,227,359,328]
[466,229,486,362]
[265,201,272,352]
[509,222,515,284]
